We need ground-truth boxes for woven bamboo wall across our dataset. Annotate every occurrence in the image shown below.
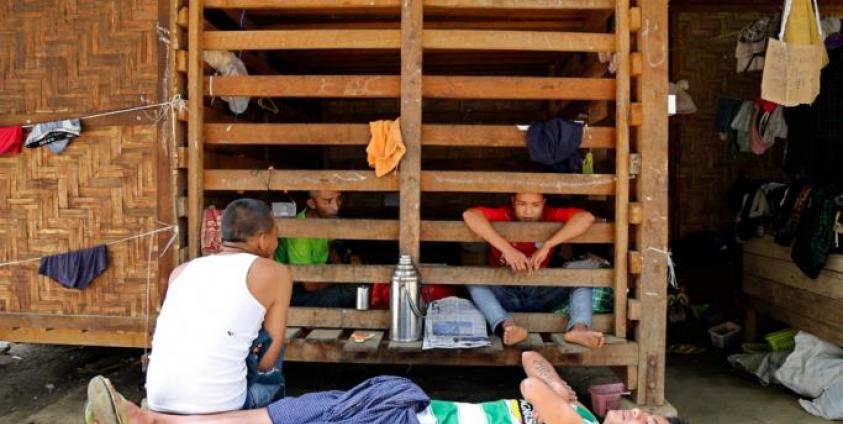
[0,0,159,120]
[0,0,165,340]
[670,11,787,239]
[0,126,161,316]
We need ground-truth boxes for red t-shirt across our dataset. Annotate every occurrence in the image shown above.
[473,206,583,268]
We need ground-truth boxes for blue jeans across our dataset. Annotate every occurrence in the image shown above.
[243,329,286,409]
[467,285,593,332]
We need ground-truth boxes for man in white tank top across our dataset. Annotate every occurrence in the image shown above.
[145,199,293,414]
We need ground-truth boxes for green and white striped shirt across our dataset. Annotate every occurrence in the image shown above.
[417,399,600,424]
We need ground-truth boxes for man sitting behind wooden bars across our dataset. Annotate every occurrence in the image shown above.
[275,190,357,308]
[462,192,606,349]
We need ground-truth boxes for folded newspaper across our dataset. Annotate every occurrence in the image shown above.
[422,296,491,350]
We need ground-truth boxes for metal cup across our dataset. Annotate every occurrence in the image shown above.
[355,285,370,310]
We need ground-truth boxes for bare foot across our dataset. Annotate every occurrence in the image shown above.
[521,351,577,402]
[502,321,529,346]
[520,378,582,424]
[563,327,605,349]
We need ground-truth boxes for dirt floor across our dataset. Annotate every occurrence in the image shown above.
[0,342,828,424]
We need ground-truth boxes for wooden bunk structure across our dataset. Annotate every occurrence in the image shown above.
[170,0,669,406]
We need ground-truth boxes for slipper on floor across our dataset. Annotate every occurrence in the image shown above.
[85,375,129,424]
[668,343,707,355]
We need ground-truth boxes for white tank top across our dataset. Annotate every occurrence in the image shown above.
[146,253,266,414]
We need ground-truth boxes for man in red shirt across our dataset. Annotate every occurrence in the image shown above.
[463,192,605,349]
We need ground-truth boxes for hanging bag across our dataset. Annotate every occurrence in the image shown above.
[761,0,826,106]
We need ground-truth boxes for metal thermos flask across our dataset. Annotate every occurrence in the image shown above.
[390,254,422,342]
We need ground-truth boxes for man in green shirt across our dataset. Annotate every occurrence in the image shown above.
[277,190,356,308]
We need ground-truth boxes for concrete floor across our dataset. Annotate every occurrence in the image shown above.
[0,344,829,423]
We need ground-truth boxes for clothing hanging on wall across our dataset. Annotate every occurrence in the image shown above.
[204,50,250,115]
[24,119,81,153]
[38,244,109,290]
[201,205,223,256]
[0,126,23,156]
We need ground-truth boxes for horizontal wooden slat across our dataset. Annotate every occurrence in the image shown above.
[744,236,843,274]
[743,253,843,302]
[291,264,613,287]
[0,313,149,332]
[287,307,614,333]
[205,170,399,191]
[204,0,615,11]
[204,30,615,53]
[204,75,615,100]
[422,171,616,195]
[425,30,614,52]
[0,327,148,348]
[422,221,613,243]
[747,298,843,349]
[743,275,843,329]
[205,123,616,149]
[207,170,616,195]
[277,219,613,243]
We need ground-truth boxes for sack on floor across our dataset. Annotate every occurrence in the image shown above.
[774,331,843,398]
[800,377,843,420]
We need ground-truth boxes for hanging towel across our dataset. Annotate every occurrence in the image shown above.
[0,126,23,156]
[201,205,223,256]
[38,245,109,290]
[204,50,251,115]
[526,118,583,173]
[367,118,406,177]
[730,101,756,152]
[24,119,81,153]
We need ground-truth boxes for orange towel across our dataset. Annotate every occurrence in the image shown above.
[367,118,406,177]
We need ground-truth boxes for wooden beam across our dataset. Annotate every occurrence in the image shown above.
[203,75,615,101]
[204,0,615,10]
[421,221,614,243]
[613,0,631,339]
[204,30,615,52]
[204,123,617,149]
[204,170,399,191]
[743,251,843,302]
[187,0,204,259]
[0,327,148,348]
[287,308,615,333]
[634,0,669,407]
[421,171,616,195]
[207,170,616,195]
[290,264,614,287]
[275,218,614,243]
[400,0,423,262]
[744,275,843,330]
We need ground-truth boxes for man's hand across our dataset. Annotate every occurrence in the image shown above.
[502,247,531,273]
[529,246,551,271]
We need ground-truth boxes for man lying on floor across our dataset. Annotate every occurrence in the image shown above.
[463,192,605,349]
[85,351,687,424]
[145,198,293,413]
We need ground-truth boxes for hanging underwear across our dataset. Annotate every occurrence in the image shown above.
[0,126,23,156]
[38,244,109,290]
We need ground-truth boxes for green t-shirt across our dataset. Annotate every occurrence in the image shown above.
[417,399,599,424]
[274,210,329,265]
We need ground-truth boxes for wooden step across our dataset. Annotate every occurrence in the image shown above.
[284,326,637,366]
[204,0,615,11]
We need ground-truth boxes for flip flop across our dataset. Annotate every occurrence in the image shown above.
[84,375,129,424]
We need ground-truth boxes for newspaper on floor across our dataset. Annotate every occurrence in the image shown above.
[422,296,490,350]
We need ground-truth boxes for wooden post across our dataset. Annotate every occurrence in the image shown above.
[634,0,668,407]
[400,0,422,262]
[187,0,205,259]
[613,0,631,338]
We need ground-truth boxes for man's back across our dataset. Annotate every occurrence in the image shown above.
[146,253,266,414]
